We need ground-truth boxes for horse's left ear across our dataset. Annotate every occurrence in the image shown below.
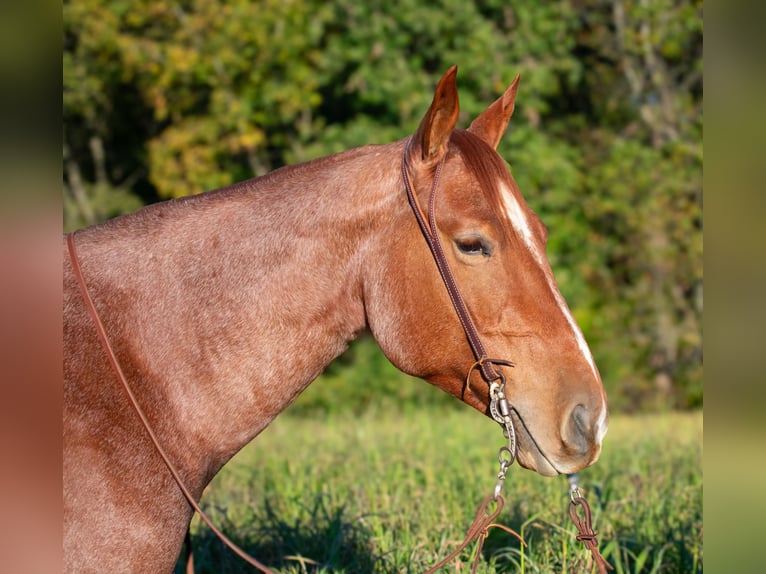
[411,65,460,164]
[468,74,520,150]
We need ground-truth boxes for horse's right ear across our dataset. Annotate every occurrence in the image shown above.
[410,65,460,165]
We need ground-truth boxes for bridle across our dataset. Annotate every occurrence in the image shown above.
[402,140,521,574]
[402,139,612,574]
[400,138,518,469]
[402,138,524,574]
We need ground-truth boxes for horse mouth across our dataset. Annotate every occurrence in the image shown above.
[510,409,560,477]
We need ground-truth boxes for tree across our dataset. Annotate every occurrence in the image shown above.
[572,0,703,408]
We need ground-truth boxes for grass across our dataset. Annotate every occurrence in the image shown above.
[179,407,702,573]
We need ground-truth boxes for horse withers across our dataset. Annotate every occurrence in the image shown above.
[63,66,608,572]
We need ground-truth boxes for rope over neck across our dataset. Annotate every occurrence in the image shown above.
[67,232,277,574]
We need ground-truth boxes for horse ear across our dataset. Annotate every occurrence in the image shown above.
[468,74,520,150]
[412,65,460,163]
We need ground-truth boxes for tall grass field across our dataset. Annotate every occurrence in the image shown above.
[179,407,701,573]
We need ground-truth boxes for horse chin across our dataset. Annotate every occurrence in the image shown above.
[515,449,559,477]
[511,412,560,478]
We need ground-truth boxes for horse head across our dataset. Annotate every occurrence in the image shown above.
[365,66,608,477]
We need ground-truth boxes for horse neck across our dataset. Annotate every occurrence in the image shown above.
[68,142,405,483]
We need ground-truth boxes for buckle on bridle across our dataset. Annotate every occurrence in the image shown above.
[464,356,514,394]
[465,357,517,457]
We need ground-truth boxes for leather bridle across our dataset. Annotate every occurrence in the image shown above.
[400,139,518,447]
[403,141,612,574]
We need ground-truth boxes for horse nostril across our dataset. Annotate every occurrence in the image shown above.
[563,404,593,455]
[572,404,589,434]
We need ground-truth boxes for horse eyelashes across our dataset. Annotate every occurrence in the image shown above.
[456,238,491,256]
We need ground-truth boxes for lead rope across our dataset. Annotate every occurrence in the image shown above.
[425,404,523,574]
[67,232,277,574]
[568,474,613,573]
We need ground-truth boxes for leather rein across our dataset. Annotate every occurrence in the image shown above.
[66,233,276,574]
[402,140,612,574]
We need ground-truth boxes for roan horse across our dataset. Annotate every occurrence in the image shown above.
[64,66,608,572]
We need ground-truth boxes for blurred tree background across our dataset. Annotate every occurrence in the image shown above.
[63,0,702,413]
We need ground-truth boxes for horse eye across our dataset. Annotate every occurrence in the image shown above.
[456,237,490,256]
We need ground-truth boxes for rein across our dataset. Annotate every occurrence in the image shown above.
[66,233,276,574]
[402,141,612,573]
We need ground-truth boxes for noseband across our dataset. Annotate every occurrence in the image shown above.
[400,140,517,457]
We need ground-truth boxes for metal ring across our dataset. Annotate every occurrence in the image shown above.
[498,445,514,465]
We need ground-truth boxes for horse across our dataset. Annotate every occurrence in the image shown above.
[63,66,609,572]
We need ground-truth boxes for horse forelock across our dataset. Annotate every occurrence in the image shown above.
[447,130,522,241]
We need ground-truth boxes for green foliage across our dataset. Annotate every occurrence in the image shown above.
[183,409,702,573]
[63,0,702,411]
